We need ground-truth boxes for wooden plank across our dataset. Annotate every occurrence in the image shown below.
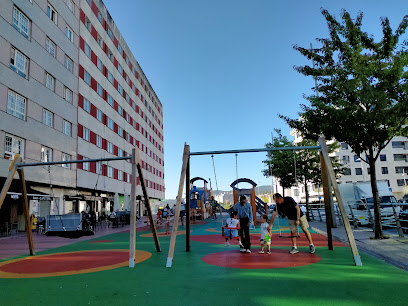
[319,152,333,250]
[129,148,137,267]
[166,144,190,267]
[0,155,20,210]
[319,137,362,266]
[134,148,161,253]
[186,157,191,252]
[17,166,35,256]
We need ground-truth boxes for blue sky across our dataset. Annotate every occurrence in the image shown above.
[103,0,408,199]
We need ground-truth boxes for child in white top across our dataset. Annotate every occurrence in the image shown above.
[259,214,272,254]
[224,211,243,247]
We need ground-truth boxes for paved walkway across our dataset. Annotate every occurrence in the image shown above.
[310,220,408,270]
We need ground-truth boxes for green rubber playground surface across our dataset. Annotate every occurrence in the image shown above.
[0,219,407,306]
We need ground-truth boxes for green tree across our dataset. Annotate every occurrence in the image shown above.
[280,9,408,238]
[262,129,297,196]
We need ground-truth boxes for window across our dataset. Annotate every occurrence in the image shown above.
[126,113,130,122]
[126,75,130,84]
[118,85,123,95]
[108,28,113,40]
[133,138,136,146]
[65,25,73,42]
[97,83,103,96]
[118,148,123,157]
[41,146,52,162]
[62,153,71,168]
[107,142,113,153]
[367,167,371,175]
[107,94,114,106]
[96,135,102,148]
[118,127,123,137]
[392,141,404,149]
[97,34,103,48]
[67,0,74,13]
[42,109,53,127]
[47,4,57,24]
[45,73,55,91]
[118,64,123,74]
[118,170,123,181]
[97,11,103,24]
[395,167,408,174]
[5,134,24,158]
[84,42,91,57]
[126,94,130,103]
[13,7,30,39]
[127,173,131,182]
[354,155,361,162]
[10,47,29,78]
[83,98,91,113]
[341,155,350,163]
[381,167,389,175]
[82,157,89,171]
[397,179,408,187]
[83,127,90,141]
[45,37,56,57]
[394,154,407,161]
[107,118,114,130]
[64,55,73,72]
[341,143,348,150]
[107,166,113,178]
[85,17,91,32]
[108,71,114,84]
[96,162,102,174]
[118,44,123,55]
[107,50,113,61]
[97,109,103,121]
[126,133,130,142]
[84,70,91,85]
[97,58,103,71]
[380,154,387,162]
[62,120,71,136]
[64,87,73,103]
[355,168,362,175]
[7,90,26,120]
[126,57,129,66]
[118,105,123,115]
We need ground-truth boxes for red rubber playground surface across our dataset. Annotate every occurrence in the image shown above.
[202,249,321,269]
[191,232,346,247]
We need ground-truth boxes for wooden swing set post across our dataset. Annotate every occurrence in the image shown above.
[166,143,190,267]
[186,156,191,252]
[319,151,333,250]
[319,137,362,266]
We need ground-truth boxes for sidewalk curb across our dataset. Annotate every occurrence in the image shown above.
[311,226,408,271]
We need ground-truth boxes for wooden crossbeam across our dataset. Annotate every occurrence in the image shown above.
[166,143,190,267]
[319,137,362,266]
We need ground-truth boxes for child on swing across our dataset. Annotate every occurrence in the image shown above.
[259,214,272,254]
[224,211,244,248]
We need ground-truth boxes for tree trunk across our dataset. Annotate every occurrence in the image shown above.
[305,178,311,221]
[368,149,383,239]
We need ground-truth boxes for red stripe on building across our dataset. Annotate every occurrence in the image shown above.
[91,26,97,40]
[80,9,85,23]
[78,94,84,108]
[78,124,83,138]
[91,52,97,65]
[79,37,84,51]
[90,131,96,145]
[91,1,98,15]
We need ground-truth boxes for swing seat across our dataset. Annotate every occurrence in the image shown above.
[45,230,94,239]
[222,226,240,239]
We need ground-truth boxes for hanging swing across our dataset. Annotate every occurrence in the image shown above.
[45,165,95,239]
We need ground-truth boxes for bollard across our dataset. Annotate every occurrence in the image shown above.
[391,204,405,238]
[348,204,358,229]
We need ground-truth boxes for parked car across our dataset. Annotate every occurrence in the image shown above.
[399,204,408,234]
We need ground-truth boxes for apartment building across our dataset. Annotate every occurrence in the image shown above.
[0,0,165,230]
[290,130,408,203]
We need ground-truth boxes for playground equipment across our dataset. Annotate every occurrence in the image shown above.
[190,177,210,220]
[166,137,363,267]
[0,149,161,267]
[230,178,269,226]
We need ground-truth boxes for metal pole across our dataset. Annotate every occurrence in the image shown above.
[129,149,137,268]
[189,145,321,156]
[17,156,131,168]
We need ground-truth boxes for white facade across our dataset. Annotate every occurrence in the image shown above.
[290,130,408,202]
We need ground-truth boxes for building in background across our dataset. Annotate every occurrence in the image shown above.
[0,0,164,231]
[290,130,408,203]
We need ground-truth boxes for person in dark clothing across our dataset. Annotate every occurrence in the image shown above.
[233,195,253,253]
[268,193,315,254]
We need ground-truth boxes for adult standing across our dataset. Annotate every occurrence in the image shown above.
[180,199,186,226]
[210,196,218,220]
[268,193,315,254]
[233,195,252,253]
